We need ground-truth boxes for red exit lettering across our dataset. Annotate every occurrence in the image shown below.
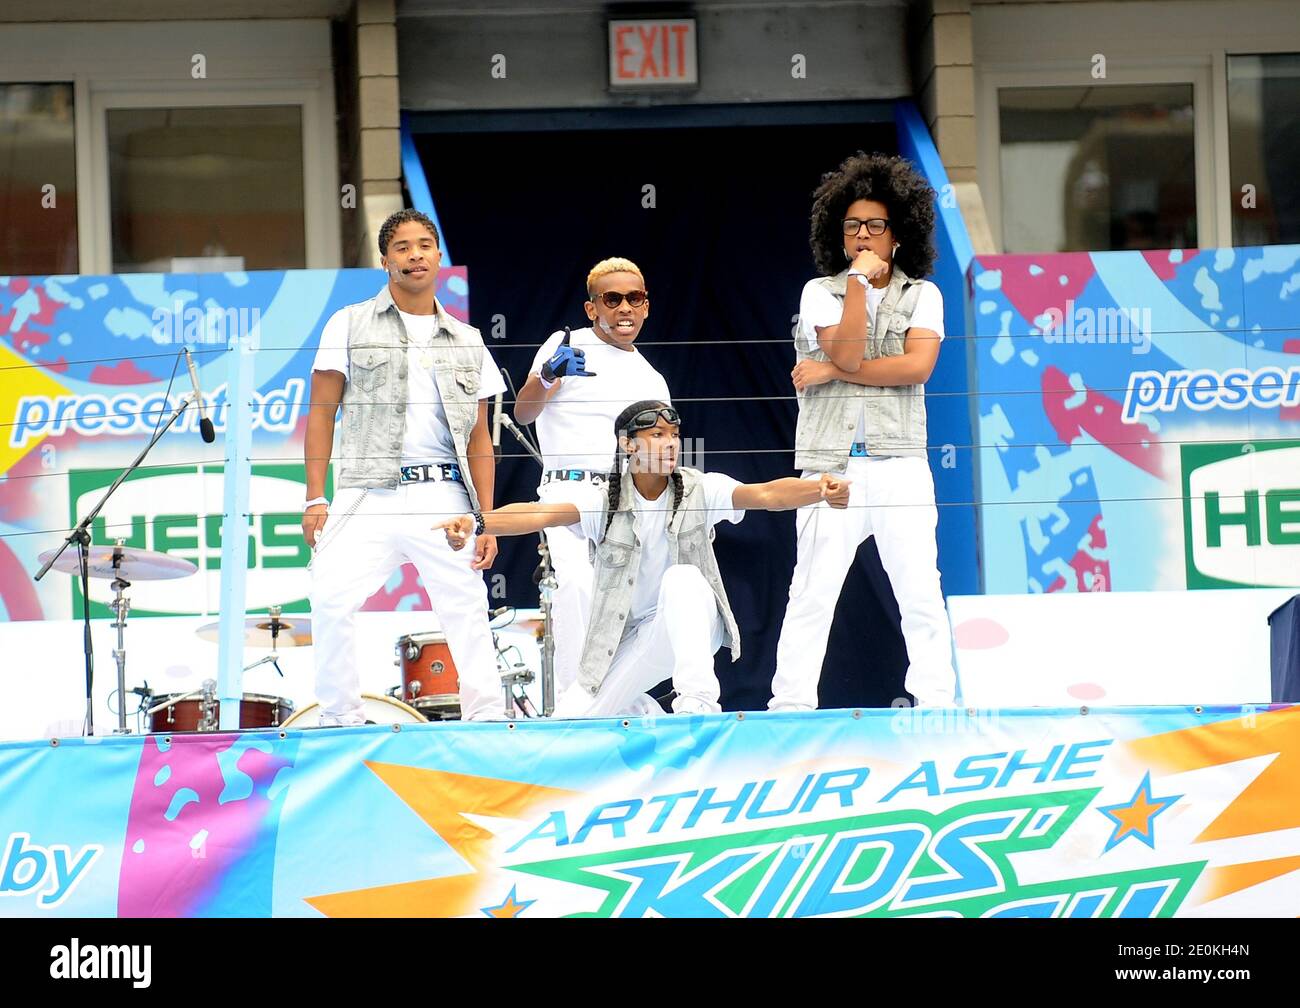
[612,20,694,83]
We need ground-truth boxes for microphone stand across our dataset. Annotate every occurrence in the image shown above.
[497,368,557,715]
[34,377,200,736]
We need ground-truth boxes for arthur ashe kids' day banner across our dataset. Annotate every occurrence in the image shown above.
[0,268,467,622]
[971,244,1300,595]
[1,706,1296,918]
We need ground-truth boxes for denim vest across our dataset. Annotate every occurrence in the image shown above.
[575,467,741,696]
[336,285,486,509]
[793,266,928,472]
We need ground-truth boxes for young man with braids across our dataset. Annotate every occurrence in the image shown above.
[512,258,672,699]
[436,401,851,718]
[770,152,958,712]
[302,209,508,724]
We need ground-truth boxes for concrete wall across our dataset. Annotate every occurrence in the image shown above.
[396,1,912,111]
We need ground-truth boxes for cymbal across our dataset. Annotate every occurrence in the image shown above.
[38,544,198,581]
[196,616,313,649]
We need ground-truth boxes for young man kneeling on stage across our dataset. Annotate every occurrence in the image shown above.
[435,401,851,719]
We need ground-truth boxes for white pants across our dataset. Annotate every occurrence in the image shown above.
[537,481,596,697]
[309,481,506,723]
[771,456,957,709]
[552,565,725,719]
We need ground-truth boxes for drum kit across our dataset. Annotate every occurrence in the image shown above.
[35,540,548,735]
[27,353,561,738]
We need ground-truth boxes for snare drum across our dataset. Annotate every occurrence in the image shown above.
[396,632,461,719]
[281,693,426,727]
[147,692,293,733]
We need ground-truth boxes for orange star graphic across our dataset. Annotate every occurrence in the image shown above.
[482,886,534,918]
[1099,772,1180,851]
[1109,793,1167,838]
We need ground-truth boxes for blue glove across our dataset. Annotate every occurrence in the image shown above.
[541,329,596,382]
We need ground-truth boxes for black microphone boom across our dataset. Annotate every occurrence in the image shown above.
[183,347,217,443]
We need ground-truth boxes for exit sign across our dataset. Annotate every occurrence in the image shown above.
[608,18,698,89]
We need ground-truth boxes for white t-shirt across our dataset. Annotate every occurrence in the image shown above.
[796,278,945,447]
[312,305,506,465]
[528,327,672,475]
[557,471,744,628]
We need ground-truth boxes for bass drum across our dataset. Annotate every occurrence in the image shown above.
[281,693,427,727]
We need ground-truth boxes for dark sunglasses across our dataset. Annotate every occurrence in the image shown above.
[842,217,891,237]
[594,289,648,309]
[626,406,681,432]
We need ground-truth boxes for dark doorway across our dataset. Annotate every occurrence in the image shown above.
[414,107,912,710]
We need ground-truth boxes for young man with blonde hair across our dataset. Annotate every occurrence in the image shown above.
[513,258,672,702]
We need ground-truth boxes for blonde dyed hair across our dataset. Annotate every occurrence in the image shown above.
[586,257,645,298]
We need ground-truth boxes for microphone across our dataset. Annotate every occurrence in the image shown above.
[183,348,216,443]
[492,390,503,451]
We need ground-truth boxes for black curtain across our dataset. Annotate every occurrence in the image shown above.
[417,118,913,710]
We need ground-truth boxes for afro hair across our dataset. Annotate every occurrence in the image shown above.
[809,152,937,279]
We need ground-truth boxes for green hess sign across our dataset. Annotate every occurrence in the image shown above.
[67,464,330,618]
[1181,440,1300,589]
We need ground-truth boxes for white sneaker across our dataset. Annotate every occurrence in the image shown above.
[672,696,720,715]
[767,702,814,713]
[912,693,957,708]
[621,693,664,718]
[463,710,513,722]
[317,712,365,727]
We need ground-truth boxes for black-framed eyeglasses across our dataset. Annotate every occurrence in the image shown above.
[594,289,648,309]
[626,406,681,432]
[842,217,891,237]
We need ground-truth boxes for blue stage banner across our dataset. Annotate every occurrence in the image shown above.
[970,245,1300,594]
[2,706,1296,917]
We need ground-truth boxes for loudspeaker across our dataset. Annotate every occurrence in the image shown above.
[1268,594,1300,703]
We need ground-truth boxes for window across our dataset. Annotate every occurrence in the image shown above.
[997,84,1197,253]
[107,105,305,273]
[1228,53,1300,246]
[0,83,77,275]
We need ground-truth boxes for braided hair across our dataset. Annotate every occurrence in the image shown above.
[604,400,685,536]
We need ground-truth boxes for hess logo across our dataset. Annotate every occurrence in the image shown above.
[1184,443,1300,588]
[70,466,315,616]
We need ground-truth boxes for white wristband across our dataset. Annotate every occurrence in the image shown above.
[304,497,329,510]
[538,373,557,390]
[847,271,871,288]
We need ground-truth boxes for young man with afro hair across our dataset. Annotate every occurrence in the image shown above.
[770,153,958,711]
